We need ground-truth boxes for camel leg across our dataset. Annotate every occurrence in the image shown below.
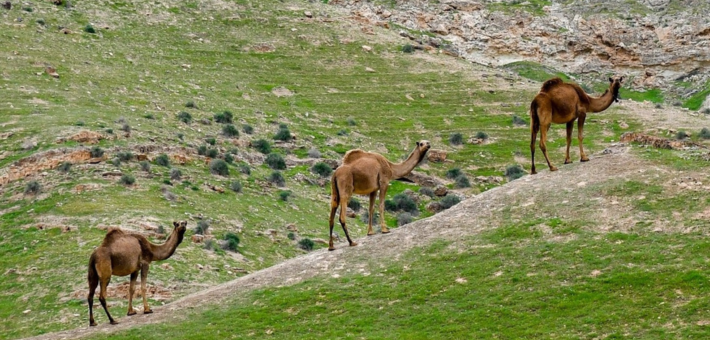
[126,271,138,316]
[339,195,357,247]
[367,192,376,236]
[140,264,152,314]
[564,121,574,164]
[578,114,589,162]
[87,267,98,326]
[530,118,540,175]
[539,122,557,172]
[328,195,339,251]
[379,184,390,234]
[98,276,117,325]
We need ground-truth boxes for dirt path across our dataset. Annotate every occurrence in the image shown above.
[23,143,683,340]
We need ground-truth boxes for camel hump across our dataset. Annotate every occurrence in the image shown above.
[540,77,564,92]
[342,149,368,164]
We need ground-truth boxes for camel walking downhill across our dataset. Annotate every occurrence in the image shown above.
[529,76,623,174]
[328,140,431,250]
[87,221,187,326]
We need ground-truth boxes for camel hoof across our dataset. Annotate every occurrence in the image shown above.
[581,158,590,162]
[367,232,375,236]
[550,166,558,172]
[381,229,390,234]
[564,160,572,164]
[349,242,358,247]
[531,170,537,175]
[110,321,119,325]
[143,309,153,314]
[328,247,336,251]
[90,322,97,327]
[127,309,137,316]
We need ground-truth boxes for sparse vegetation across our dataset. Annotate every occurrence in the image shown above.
[185,101,197,108]
[475,131,489,140]
[140,161,150,172]
[311,162,332,178]
[274,124,293,142]
[155,154,170,167]
[402,44,415,53]
[239,163,251,175]
[287,232,296,240]
[699,128,710,139]
[170,168,182,181]
[230,181,242,193]
[387,193,418,213]
[268,171,285,186]
[197,145,208,156]
[194,220,210,235]
[419,187,435,198]
[449,133,463,146]
[223,233,240,252]
[512,115,527,126]
[178,111,192,124]
[206,137,216,146]
[439,194,461,210]
[505,164,526,181]
[206,148,219,158]
[84,24,96,34]
[24,180,41,195]
[446,168,462,179]
[266,153,286,170]
[308,148,321,158]
[348,198,361,212]
[117,151,133,162]
[455,175,471,188]
[224,153,234,164]
[90,146,104,158]
[298,238,314,251]
[57,162,72,173]
[346,117,357,126]
[279,190,292,201]
[222,124,239,137]
[243,124,254,134]
[210,159,230,176]
[214,110,233,124]
[119,174,135,186]
[253,139,272,154]
[676,130,688,140]
[397,212,413,226]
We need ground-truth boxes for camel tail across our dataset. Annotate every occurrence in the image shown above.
[530,99,539,131]
[88,252,98,285]
[330,173,340,206]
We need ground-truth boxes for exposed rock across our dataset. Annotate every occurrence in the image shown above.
[403,171,444,188]
[426,149,447,162]
[191,234,205,243]
[426,201,443,213]
[271,87,293,97]
[57,130,104,144]
[304,11,313,18]
[45,66,59,78]
[0,148,93,186]
[620,132,705,150]
[361,45,372,52]
[346,208,357,218]
[365,67,375,72]
[2,2,10,10]
[434,185,448,197]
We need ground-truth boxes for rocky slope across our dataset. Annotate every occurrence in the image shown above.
[331,0,710,108]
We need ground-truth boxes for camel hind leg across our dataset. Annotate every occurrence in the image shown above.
[328,196,338,251]
[126,271,138,316]
[339,193,357,247]
[538,121,557,172]
[140,264,152,314]
[578,113,589,162]
[367,192,376,236]
[96,266,117,325]
[378,184,390,234]
[564,121,574,164]
[87,261,99,326]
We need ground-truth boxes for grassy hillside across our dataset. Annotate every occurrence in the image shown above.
[2,0,710,339]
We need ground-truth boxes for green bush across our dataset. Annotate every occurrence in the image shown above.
[440,195,461,210]
[155,154,170,167]
[360,210,379,225]
[144,114,155,120]
[224,153,234,164]
[505,164,526,181]
[449,133,464,145]
[177,111,192,124]
[397,212,413,226]
[57,162,72,173]
[337,129,348,136]
[90,146,104,158]
[287,232,296,240]
[419,187,435,197]
[170,168,182,181]
[195,220,209,235]
[393,193,418,213]
[446,168,462,179]
[185,101,196,108]
[206,137,216,146]
[253,139,271,154]
[384,199,398,212]
[111,158,122,167]
[699,128,710,140]
[475,131,489,140]
[311,162,332,178]
[121,124,131,133]
[210,159,230,176]
[298,238,314,251]
[676,130,688,140]
[402,44,415,53]
[222,124,239,137]
[140,161,150,172]
[348,198,361,211]
[75,121,85,126]
[512,115,527,126]
[203,239,214,251]
[25,180,41,195]
[243,124,254,134]
[206,148,219,158]
[455,175,471,188]
[308,148,321,158]
[214,110,233,124]
[230,181,242,193]
[347,117,357,126]
[223,233,240,251]
[117,151,133,162]
[279,190,292,201]
[274,125,293,141]
[105,128,114,134]
[119,174,135,186]
[239,163,251,175]
[84,24,96,34]
[268,171,285,187]
[197,145,208,156]
[266,153,286,170]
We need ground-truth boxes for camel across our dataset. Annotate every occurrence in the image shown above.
[529,76,623,174]
[87,221,187,326]
[328,140,431,250]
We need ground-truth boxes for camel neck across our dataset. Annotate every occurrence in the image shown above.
[150,229,183,261]
[588,86,616,112]
[391,148,424,178]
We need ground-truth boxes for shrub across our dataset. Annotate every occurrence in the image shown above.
[655,104,663,109]
[84,24,96,33]
[446,168,462,179]
[253,139,271,154]
[673,101,682,107]
[105,128,113,134]
[384,199,398,212]
[348,198,361,211]
[455,175,471,188]
[185,101,196,108]
[177,133,184,141]
[206,148,219,158]
[25,180,41,195]
[419,187,435,198]
[157,225,166,234]
[230,181,242,193]
[210,159,230,176]
[57,162,72,173]
[140,161,150,172]
[170,168,182,181]
[298,238,314,251]
[266,153,286,170]
[214,110,233,124]
[279,190,292,201]
[111,158,121,167]
[337,129,348,136]
[162,179,172,186]
[206,137,216,146]
[144,114,155,120]
[222,124,239,137]
[311,162,332,178]
[203,239,214,251]
[197,145,208,156]
[268,171,285,186]
[177,111,192,124]
[402,44,415,53]
[308,148,321,158]
[239,163,251,175]
[512,115,527,126]
[676,130,688,140]
[475,131,489,140]
[505,164,526,181]
[346,117,357,126]
[75,121,85,126]
[90,146,104,158]
[194,220,209,235]
[360,210,379,225]
[224,153,234,164]
[121,124,131,133]
[223,233,240,251]
[243,124,254,135]
[392,193,417,213]
[155,154,170,167]
[119,174,135,186]
[440,195,461,210]
[287,232,296,240]
[699,128,710,140]
[397,212,413,226]
[449,133,463,145]
[117,151,133,162]
[703,108,710,115]
[274,125,293,141]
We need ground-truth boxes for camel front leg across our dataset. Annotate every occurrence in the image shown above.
[328,198,338,251]
[379,184,390,234]
[539,122,558,171]
[140,264,152,314]
[564,121,574,164]
[339,196,357,247]
[367,192,376,236]
[127,271,138,316]
[98,276,118,325]
[578,114,589,162]
[530,117,540,175]
[88,270,98,326]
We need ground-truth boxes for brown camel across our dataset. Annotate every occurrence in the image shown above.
[328,140,431,250]
[87,221,187,326]
[529,76,623,174]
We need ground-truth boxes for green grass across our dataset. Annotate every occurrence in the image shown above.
[502,61,571,82]
[620,88,664,104]
[683,82,710,111]
[95,227,710,339]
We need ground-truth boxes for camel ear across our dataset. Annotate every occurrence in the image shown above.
[620,76,624,82]
[416,141,420,147]
[609,77,613,83]
[173,221,179,228]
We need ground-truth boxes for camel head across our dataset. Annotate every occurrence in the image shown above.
[172,220,188,243]
[608,76,624,103]
[415,140,431,163]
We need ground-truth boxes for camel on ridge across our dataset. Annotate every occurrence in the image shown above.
[529,76,623,174]
[328,140,431,250]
